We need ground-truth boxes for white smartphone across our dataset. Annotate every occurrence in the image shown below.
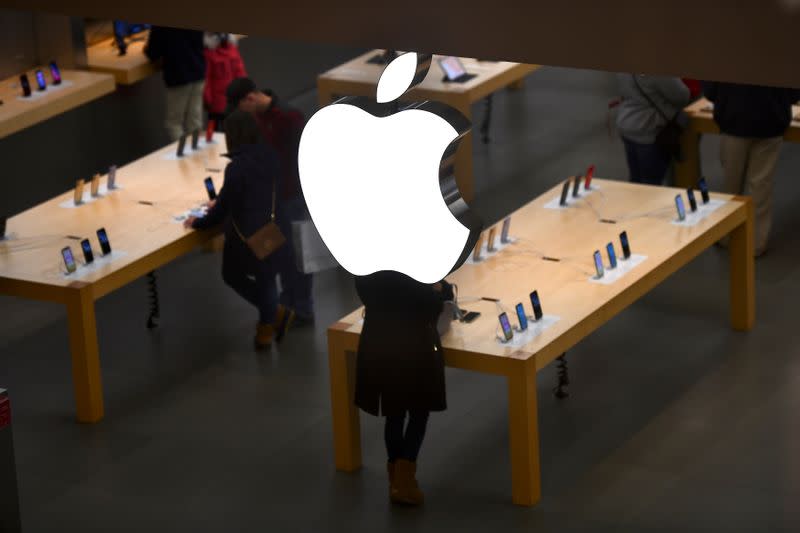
[500,217,511,243]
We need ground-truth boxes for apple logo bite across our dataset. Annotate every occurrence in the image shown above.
[298,52,483,284]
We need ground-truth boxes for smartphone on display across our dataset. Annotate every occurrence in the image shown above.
[619,231,631,259]
[461,310,480,323]
[107,165,117,189]
[559,180,570,206]
[205,119,215,142]
[675,194,686,221]
[584,164,595,190]
[20,74,31,97]
[500,217,511,243]
[90,174,100,197]
[593,250,604,278]
[73,179,85,205]
[49,61,62,85]
[571,174,581,197]
[176,135,187,157]
[515,303,528,331]
[487,227,497,252]
[191,129,200,150]
[499,312,514,341]
[61,246,77,273]
[698,177,710,204]
[529,290,543,320]
[204,176,217,200]
[472,233,484,261]
[606,242,617,269]
[80,238,94,264]
[35,69,46,91]
[687,188,698,212]
[96,227,111,255]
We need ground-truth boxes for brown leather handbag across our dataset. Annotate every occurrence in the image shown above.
[232,180,285,260]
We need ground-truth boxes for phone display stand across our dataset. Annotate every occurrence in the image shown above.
[59,189,99,209]
[670,198,727,227]
[162,137,216,161]
[59,250,129,279]
[494,315,561,347]
[544,183,601,210]
[14,79,74,102]
[464,234,518,264]
[588,254,647,285]
[171,205,208,223]
[441,73,477,84]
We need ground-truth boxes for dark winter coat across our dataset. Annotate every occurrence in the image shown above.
[354,271,448,417]
[144,26,205,88]
[703,82,800,138]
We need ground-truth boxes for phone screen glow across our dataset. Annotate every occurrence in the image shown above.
[499,313,513,340]
[594,251,604,277]
[606,243,617,268]
[35,70,46,89]
[675,195,686,219]
[515,303,528,331]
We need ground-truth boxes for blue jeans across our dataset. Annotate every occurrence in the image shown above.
[385,411,429,462]
[622,137,671,185]
[276,196,314,318]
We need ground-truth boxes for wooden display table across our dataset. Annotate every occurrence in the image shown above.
[0,69,115,139]
[317,51,540,202]
[0,136,227,422]
[86,36,157,86]
[327,179,754,506]
[674,97,800,188]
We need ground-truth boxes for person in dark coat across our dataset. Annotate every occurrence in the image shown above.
[183,110,282,349]
[354,270,454,505]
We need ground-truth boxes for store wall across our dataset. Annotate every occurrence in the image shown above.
[0,9,36,78]
[0,34,363,218]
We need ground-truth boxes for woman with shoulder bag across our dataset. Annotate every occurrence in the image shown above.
[616,73,690,185]
[184,110,289,349]
[354,271,454,506]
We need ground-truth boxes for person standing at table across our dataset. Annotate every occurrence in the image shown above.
[703,82,800,257]
[145,26,206,141]
[183,110,282,349]
[225,77,314,330]
[616,74,690,185]
[354,271,453,505]
[203,33,247,129]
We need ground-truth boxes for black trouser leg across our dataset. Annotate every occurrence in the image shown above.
[384,414,405,463]
[402,410,429,462]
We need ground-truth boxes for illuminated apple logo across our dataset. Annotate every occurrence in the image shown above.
[298,52,482,283]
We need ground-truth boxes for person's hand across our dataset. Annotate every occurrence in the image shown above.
[204,199,217,209]
[183,216,197,229]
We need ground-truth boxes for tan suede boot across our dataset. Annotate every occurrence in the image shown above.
[254,323,274,350]
[390,459,424,505]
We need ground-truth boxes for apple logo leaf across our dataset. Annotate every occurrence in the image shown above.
[376,52,419,103]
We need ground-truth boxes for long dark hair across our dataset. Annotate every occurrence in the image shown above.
[224,110,263,153]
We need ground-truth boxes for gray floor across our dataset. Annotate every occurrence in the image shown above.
[3,65,800,532]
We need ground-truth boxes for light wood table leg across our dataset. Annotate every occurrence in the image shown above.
[507,360,541,506]
[507,78,526,90]
[317,80,334,109]
[674,129,701,189]
[66,287,104,423]
[729,197,755,331]
[328,326,361,471]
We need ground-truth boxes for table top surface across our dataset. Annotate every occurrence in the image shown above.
[0,135,228,288]
[319,50,539,95]
[0,68,115,138]
[86,35,156,84]
[335,179,745,365]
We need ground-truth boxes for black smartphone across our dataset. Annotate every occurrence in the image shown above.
[687,188,698,212]
[461,310,480,323]
[35,69,46,91]
[675,194,686,221]
[80,238,94,264]
[61,246,77,273]
[96,227,111,255]
[619,231,631,259]
[606,242,617,269]
[191,129,200,150]
[559,180,570,206]
[698,177,710,204]
[515,303,528,331]
[49,61,62,85]
[204,177,217,200]
[176,135,187,157]
[20,74,31,97]
[593,250,604,278]
[571,174,581,197]
[499,312,514,341]
[529,290,543,321]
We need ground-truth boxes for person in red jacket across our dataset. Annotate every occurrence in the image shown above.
[203,33,247,127]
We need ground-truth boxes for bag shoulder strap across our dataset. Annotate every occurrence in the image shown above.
[631,74,670,122]
[232,178,278,243]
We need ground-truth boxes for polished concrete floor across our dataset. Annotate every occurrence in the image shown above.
[3,64,800,532]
